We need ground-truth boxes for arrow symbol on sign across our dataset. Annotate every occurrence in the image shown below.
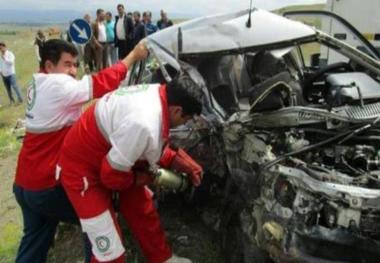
[72,22,89,40]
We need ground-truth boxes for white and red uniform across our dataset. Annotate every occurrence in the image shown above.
[15,62,128,191]
[58,84,174,263]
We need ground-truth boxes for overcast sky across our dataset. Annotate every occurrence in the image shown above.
[2,0,326,16]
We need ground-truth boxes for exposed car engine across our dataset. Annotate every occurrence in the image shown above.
[133,8,380,262]
[170,50,380,262]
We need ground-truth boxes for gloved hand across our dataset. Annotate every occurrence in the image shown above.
[171,148,203,186]
[134,170,154,187]
[164,255,192,263]
[133,161,154,187]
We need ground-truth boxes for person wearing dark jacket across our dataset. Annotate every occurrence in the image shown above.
[114,4,134,59]
[133,11,146,47]
[157,10,173,30]
[143,11,158,35]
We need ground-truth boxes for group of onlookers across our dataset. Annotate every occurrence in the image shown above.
[33,5,174,74]
[0,6,174,106]
[76,5,174,73]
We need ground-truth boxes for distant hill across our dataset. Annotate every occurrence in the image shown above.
[0,9,197,25]
[0,9,83,24]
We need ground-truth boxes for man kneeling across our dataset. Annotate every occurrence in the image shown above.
[58,71,203,263]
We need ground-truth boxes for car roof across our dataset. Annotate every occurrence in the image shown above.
[147,8,317,57]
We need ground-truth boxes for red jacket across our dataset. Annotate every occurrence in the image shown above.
[59,84,174,192]
[15,63,128,190]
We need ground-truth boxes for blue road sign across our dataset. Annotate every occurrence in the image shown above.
[69,19,92,44]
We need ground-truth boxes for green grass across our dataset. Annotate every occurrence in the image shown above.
[0,26,37,262]
[0,127,20,158]
[0,26,39,157]
[0,222,22,263]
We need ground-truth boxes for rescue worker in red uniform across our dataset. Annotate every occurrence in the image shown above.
[58,71,204,263]
[13,39,148,263]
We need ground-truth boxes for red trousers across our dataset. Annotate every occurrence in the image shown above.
[59,105,172,263]
[63,181,172,263]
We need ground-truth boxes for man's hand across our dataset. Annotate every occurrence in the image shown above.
[171,149,203,186]
[134,169,154,187]
[96,43,103,50]
[122,40,148,69]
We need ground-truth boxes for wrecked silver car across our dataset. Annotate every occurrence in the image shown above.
[128,8,380,262]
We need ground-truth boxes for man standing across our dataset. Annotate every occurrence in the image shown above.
[143,11,158,35]
[0,42,23,104]
[105,12,117,65]
[14,39,148,263]
[133,11,146,47]
[83,14,96,73]
[114,4,134,59]
[34,30,46,63]
[157,10,173,30]
[91,9,108,71]
[58,70,203,263]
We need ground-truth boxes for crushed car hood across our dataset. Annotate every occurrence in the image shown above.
[147,8,316,56]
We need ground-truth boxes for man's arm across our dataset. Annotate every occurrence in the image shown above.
[100,121,151,190]
[126,17,134,40]
[60,41,148,105]
[91,41,148,98]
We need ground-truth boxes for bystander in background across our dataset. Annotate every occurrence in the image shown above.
[157,10,173,30]
[105,11,117,65]
[133,11,146,47]
[91,9,108,70]
[83,14,96,73]
[0,42,23,105]
[115,4,134,59]
[143,11,158,35]
[34,30,46,63]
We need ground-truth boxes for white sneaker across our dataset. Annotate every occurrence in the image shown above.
[164,255,192,263]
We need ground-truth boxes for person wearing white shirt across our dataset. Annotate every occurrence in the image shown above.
[0,42,23,104]
[91,9,108,71]
[114,4,134,59]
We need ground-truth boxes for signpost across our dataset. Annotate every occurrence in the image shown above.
[68,19,92,44]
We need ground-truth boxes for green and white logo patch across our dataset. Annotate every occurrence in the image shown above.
[95,236,111,253]
[115,84,149,96]
[26,79,36,111]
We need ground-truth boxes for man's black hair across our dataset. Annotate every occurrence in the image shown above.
[96,9,104,16]
[0,42,6,47]
[166,73,203,116]
[40,39,78,69]
[117,4,124,9]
